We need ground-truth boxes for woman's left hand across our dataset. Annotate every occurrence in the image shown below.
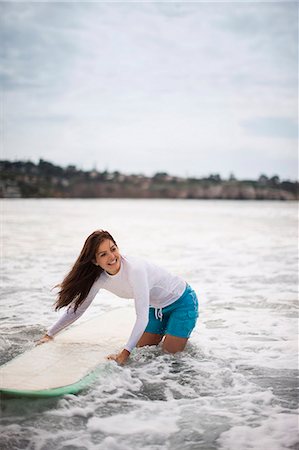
[107,349,130,365]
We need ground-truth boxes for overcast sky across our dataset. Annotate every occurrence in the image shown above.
[1,1,298,180]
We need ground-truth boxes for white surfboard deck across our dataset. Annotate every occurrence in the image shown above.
[0,307,136,397]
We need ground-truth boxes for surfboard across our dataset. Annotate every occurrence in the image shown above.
[0,307,136,398]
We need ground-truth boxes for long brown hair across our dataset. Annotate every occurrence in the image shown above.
[55,230,117,312]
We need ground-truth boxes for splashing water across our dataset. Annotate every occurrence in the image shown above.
[1,199,298,450]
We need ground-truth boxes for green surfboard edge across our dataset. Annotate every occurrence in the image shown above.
[0,366,103,398]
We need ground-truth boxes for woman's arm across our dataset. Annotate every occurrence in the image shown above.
[37,280,101,344]
[107,264,150,363]
[124,264,150,352]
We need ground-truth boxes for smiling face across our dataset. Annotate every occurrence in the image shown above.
[95,239,121,275]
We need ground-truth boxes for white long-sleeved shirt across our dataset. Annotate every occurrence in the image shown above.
[47,255,186,352]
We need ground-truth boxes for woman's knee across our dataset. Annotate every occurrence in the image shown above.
[162,335,188,353]
[137,332,163,347]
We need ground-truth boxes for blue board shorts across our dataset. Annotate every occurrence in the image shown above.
[144,284,199,338]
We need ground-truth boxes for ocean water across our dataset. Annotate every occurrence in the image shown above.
[0,199,298,450]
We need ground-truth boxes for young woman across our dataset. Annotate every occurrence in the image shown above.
[38,230,199,364]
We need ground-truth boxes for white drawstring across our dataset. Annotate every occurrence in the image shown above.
[155,308,163,321]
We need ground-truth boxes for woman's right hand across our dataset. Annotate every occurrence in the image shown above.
[36,334,53,346]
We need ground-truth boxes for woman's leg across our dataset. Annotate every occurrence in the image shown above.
[137,332,187,351]
[162,285,199,354]
[137,332,163,347]
[162,334,188,353]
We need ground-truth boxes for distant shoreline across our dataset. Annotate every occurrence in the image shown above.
[1,159,298,200]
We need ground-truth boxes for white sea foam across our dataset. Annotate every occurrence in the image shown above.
[87,403,180,436]
[97,436,132,450]
[218,412,299,450]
